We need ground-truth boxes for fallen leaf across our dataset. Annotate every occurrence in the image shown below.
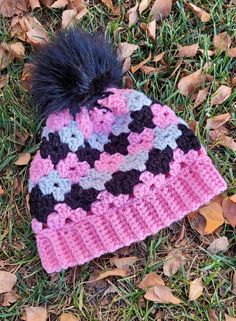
[51,0,68,8]
[207,236,229,254]
[211,133,236,152]
[213,32,232,51]
[189,277,204,301]
[23,307,47,321]
[131,52,151,73]
[0,74,8,90]
[90,268,128,282]
[211,86,232,105]
[199,202,224,234]
[19,16,48,46]
[62,9,77,28]
[1,42,25,60]
[150,0,172,21]
[60,313,80,321]
[227,48,236,58]
[75,7,87,21]
[232,271,236,295]
[0,0,27,17]
[188,211,206,235]
[118,42,139,60]
[140,65,158,74]
[194,87,209,108]
[199,49,215,57]
[222,196,236,228]
[206,113,231,130]
[0,46,9,70]
[139,0,152,14]
[178,44,199,57]
[153,51,165,63]
[1,290,19,306]
[21,63,33,91]
[29,0,41,10]
[127,2,139,27]
[145,284,181,304]
[231,76,236,86]
[163,249,185,276]
[141,20,156,40]
[40,0,54,6]
[225,315,236,321]
[0,271,17,294]
[15,152,31,165]
[138,272,165,289]
[178,69,203,96]
[187,3,211,22]
[111,256,138,269]
[122,57,131,73]
[209,309,219,321]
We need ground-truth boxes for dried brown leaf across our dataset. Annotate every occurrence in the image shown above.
[19,16,48,46]
[1,290,19,306]
[178,69,203,96]
[187,3,211,22]
[211,86,232,105]
[2,42,25,60]
[0,0,24,17]
[153,51,165,63]
[90,268,128,282]
[75,7,87,21]
[145,285,181,304]
[60,313,80,321]
[232,271,236,295]
[0,46,9,71]
[213,32,232,51]
[209,309,219,321]
[231,76,236,86]
[210,132,236,151]
[40,0,54,6]
[199,202,224,234]
[138,272,164,289]
[118,42,139,60]
[29,0,41,10]
[227,48,236,58]
[62,9,77,28]
[0,74,8,90]
[140,65,158,74]
[194,87,209,108]
[131,52,151,73]
[127,2,139,27]
[189,277,203,301]
[23,307,47,321]
[199,49,215,57]
[139,0,151,14]
[0,271,17,294]
[68,0,86,11]
[122,57,131,73]
[225,315,236,321]
[21,63,32,91]
[206,112,231,130]
[178,44,199,57]
[51,0,68,8]
[141,20,156,40]
[207,236,229,254]
[163,249,185,276]
[15,152,31,166]
[111,256,138,269]
[150,0,172,22]
[222,196,236,228]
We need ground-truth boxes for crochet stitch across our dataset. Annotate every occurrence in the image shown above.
[29,88,227,273]
[28,29,226,273]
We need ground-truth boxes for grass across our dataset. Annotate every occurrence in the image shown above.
[0,0,236,320]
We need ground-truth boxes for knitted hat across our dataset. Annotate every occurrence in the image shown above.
[28,29,226,273]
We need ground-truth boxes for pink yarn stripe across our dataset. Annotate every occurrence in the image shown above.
[35,155,226,273]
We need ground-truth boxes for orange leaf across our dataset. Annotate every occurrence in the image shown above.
[178,69,203,96]
[231,76,236,86]
[194,87,209,108]
[60,313,80,321]
[118,42,139,60]
[21,63,33,91]
[145,284,181,304]
[131,52,151,73]
[138,272,164,289]
[0,271,17,294]
[127,2,139,27]
[177,44,199,58]
[222,196,236,228]
[139,0,152,14]
[15,152,31,166]
[150,0,172,21]
[153,51,165,63]
[187,3,211,22]
[227,48,236,58]
[140,65,158,74]
[110,256,138,269]
[90,268,128,282]
[207,236,229,254]
[23,307,47,321]
[211,85,232,105]
[163,249,185,276]
[199,48,215,57]
[213,32,232,51]
[189,277,203,301]
[206,113,231,130]
[199,202,224,234]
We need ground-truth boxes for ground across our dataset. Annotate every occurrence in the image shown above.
[0,0,236,320]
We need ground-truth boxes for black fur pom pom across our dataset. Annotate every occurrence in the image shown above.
[30,28,123,118]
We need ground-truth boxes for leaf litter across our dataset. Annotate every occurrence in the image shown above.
[189,277,204,301]
[207,236,229,254]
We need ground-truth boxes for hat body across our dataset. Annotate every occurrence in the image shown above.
[29,88,226,273]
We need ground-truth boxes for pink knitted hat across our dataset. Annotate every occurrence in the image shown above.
[28,29,226,273]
